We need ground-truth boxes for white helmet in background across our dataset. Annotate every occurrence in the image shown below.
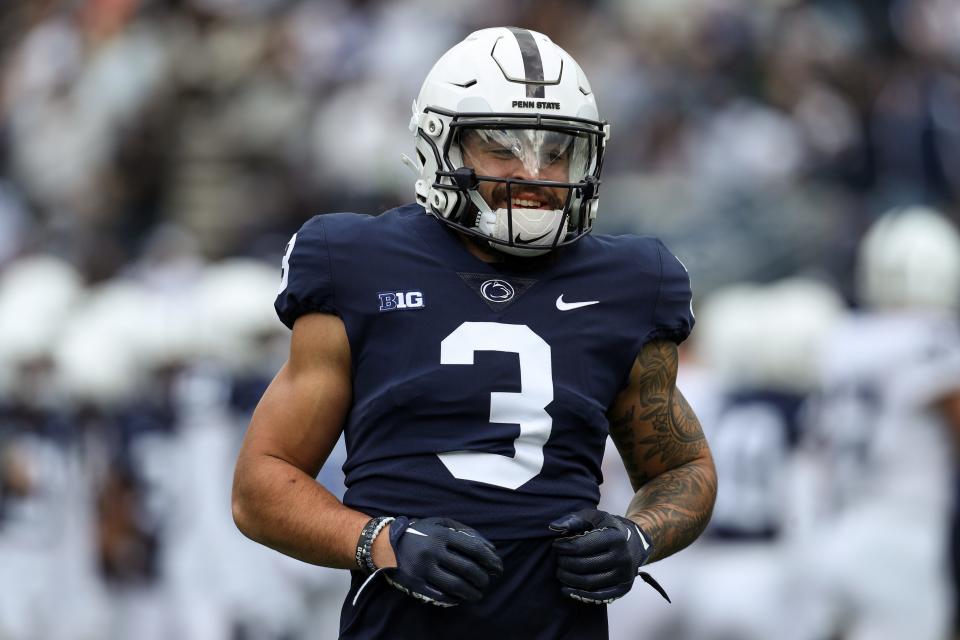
[55,311,142,408]
[408,27,609,256]
[755,278,844,393]
[195,259,287,373]
[696,278,844,393]
[0,255,82,366]
[695,285,764,389]
[54,280,153,407]
[857,206,960,311]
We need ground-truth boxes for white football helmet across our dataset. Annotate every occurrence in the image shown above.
[755,277,844,393]
[856,206,960,311]
[408,27,609,256]
[195,259,287,373]
[0,255,82,365]
[694,285,764,388]
[695,278,844,393]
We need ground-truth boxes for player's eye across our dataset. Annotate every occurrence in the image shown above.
[488,148,516,160]
[544,147,568,164]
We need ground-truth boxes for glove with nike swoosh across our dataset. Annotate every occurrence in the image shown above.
[383,516,504,607]
[550,508,669,604]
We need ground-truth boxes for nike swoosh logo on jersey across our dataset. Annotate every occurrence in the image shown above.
[406,528,429,537]
[514,231,551,245]
[556,295,600,311]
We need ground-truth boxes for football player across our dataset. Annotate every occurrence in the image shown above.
[232,27,717,639]
[797,206,960,640]
[673,280,843,640]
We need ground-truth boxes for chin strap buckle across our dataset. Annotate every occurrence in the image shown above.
[451,167,479,191]
[578,175,598,200]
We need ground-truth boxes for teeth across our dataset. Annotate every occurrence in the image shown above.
[511,198,542,208]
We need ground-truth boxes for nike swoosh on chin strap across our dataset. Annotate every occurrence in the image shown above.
[514,231,551,245]
[556,295,600,311]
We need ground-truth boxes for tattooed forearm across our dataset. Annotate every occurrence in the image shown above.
[626,459,716,562]
[609,341,707,486]
[608,340,717,561]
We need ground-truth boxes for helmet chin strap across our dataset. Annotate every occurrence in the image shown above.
[466,189,492,220]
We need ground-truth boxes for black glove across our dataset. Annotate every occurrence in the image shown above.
[550,508,668,605]
[383,516,503,607]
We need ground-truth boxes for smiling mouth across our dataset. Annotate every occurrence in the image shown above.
[509,197,551,209]
[498,194,559,210]
[491,183,561,210]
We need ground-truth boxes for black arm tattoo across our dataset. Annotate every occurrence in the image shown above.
[608,341,717,562]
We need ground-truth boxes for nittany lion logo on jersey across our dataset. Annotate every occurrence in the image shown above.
[480,279,515,303]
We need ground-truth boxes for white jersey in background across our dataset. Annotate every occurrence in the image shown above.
[814,312,960,522]
[801,311,960,640]
[0,430,107,640]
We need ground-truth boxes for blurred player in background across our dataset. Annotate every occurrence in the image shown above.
[232,27,717,639]
[681,279,842,640]
[0,250,347,640]
[799,206,960,640]
[0,256,104,640]
[604,279,843,640]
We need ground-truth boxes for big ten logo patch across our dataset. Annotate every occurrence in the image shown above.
[378,291,425,312]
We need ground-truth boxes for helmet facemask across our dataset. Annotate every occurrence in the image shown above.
[425,111,604,257]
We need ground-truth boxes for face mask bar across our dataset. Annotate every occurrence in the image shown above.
[432,168,598,251]
[422,107,606,252]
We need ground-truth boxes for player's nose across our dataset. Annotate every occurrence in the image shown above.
[509,163,539,181]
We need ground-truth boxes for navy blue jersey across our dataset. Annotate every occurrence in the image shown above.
[276,203,693,542]
[706,389,805,541]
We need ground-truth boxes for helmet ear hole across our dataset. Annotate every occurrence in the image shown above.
[424,115,444,138]
[415,179,430,204]
[429,189,453,217]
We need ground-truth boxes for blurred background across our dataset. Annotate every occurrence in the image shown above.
[1,0,960,638]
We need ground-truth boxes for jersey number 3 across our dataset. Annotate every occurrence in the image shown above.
[438,322,553,490]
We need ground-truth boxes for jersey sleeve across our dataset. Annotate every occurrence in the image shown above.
[644,239,695,345]
[274,215,337,329]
